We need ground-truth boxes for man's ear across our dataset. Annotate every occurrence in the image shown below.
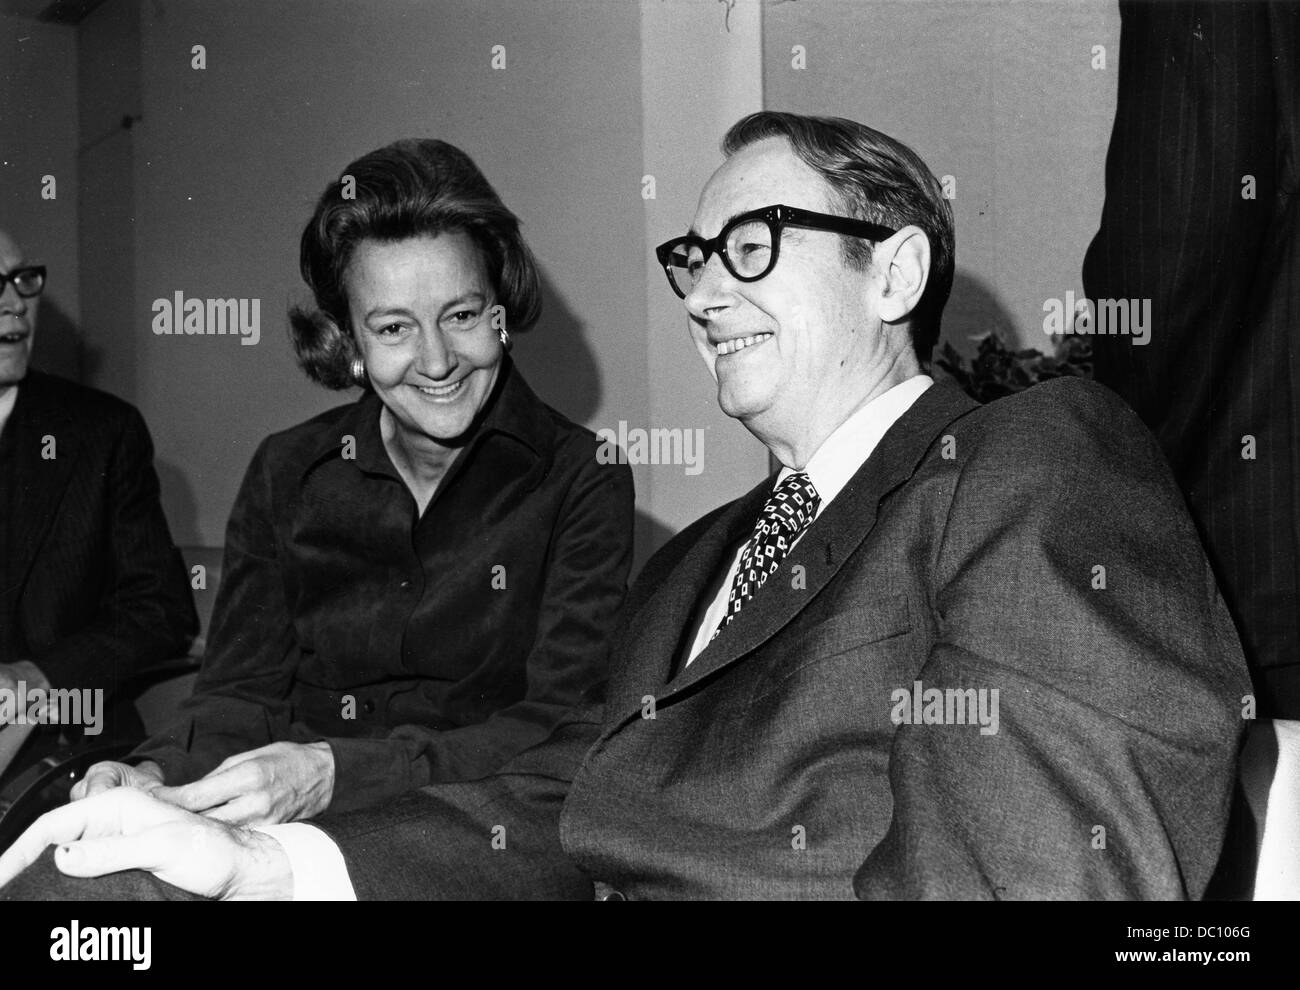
[873,225,931,325]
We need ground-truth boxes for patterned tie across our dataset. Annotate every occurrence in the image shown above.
[712,472,820,640]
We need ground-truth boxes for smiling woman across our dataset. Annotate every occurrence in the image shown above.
[345,232,505,514]
[73,139,636,823]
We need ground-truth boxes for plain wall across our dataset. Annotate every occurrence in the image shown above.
[640,0,771,548]
[76,0,140,401]
[763,0,1121,356]
[0,12,81,380]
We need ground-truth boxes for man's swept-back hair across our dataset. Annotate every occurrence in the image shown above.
[722,111,954,364]
[289,138,542,389]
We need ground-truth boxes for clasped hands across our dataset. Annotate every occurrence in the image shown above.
[73,740,337,827]
[0,741,335,898]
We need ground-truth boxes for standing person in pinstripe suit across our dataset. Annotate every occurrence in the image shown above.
[1084,0,1300,718]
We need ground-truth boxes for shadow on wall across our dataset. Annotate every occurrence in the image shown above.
[29,299,83,383]
[154,458,200,550]
[510,267,678,575]
[77,311,109,384]
[938,269,1021,358]
[633,507,675,582]
[509,265,602,426]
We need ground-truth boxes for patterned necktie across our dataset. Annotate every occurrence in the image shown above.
[712,472,820,641]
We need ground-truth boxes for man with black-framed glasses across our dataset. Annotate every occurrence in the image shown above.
[0,228,196,791]
[0,249,45,404]
[0,114,1250,901]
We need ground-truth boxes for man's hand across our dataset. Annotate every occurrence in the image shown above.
[0,661,54,779]
[0,788,293,899]
[0,659,49,696]
[154,741,336,826]
[71,760,166,801]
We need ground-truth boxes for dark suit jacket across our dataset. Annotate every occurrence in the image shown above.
[1083,0,1300,717]
[315,378,1250,899]
[0,370,196,699]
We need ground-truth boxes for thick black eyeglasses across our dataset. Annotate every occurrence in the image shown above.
[0,265,46,299]
[654,204,895,299]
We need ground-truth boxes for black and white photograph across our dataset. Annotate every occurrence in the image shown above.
[0,0,1294,966]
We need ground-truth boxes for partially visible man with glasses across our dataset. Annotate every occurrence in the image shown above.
[0,228,196,788]
[0,114,1251,900]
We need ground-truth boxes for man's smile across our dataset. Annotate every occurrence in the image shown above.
[714,332,774,356]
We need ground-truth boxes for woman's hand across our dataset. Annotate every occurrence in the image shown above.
[153,741,336,826]
[71,760,166,801]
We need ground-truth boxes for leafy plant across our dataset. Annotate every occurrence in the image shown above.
[934,333,1092,404]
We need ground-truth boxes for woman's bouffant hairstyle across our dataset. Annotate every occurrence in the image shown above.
[289,138,543,389]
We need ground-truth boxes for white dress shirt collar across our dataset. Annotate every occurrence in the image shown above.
[683,373,934,669]
[775,374,933,515]
[0,386,17,437]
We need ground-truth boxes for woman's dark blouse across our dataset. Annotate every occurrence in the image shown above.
[133,360,634,813]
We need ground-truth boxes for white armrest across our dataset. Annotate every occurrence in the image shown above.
[1241,718,1300,899]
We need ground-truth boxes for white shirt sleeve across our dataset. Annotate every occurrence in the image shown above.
[253,822,357,901]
